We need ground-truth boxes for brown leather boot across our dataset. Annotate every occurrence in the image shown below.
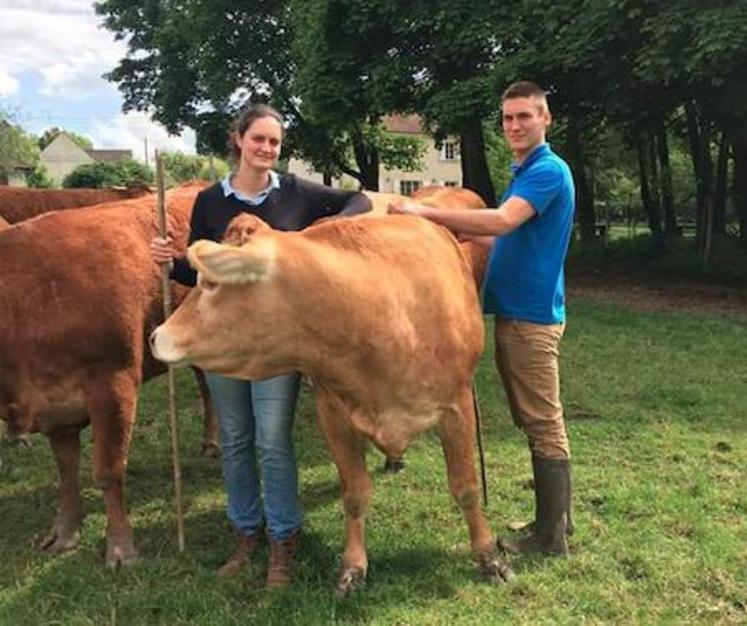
[267,531,300,588]
[217,529,262,577]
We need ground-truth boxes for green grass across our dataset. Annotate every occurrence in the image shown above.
[1,298,746,625]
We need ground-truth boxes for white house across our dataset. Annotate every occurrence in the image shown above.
[287,114,462,193]
[40,132,132,185]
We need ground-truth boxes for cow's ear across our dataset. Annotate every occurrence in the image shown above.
[188,239,276,284]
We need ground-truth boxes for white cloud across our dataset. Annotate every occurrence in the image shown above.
[0,68,19,95]
[0,1,127,99]
[89,112,196,163]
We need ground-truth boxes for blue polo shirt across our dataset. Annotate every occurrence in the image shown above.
[482,143,575,324]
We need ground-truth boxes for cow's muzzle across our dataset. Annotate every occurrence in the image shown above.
[149,326,187,366]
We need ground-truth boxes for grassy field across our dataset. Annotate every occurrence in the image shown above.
[1,296,745,625]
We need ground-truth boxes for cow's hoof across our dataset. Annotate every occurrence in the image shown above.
[40,528,80,555]
[201,441,221,458]
[334,566,367,598]
[106,539,139,569]
[477,551,515,584]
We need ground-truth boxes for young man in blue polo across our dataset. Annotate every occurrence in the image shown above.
[389,80,575,556]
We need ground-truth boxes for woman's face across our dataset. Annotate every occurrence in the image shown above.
[236,115,282,172]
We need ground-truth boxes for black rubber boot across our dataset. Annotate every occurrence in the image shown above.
[499,456,571,556]
[506,456,574,536]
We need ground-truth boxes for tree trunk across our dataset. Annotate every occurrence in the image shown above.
[636,132,663,244]
[565,117,595,244]
[656,122,676,238]
[459,117,495,205]
[648,130,664,247]
[731,130,747,247]
[351,129,380,191]
[713,132,729,239]
[684,100,713,257]
[323,171,333,187]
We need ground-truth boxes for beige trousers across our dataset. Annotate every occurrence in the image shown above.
[494,317,570,460]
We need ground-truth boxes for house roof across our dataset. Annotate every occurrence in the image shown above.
[87,149,132,162]
[382,114,424,135]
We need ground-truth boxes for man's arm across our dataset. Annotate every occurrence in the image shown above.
[388,195,536,236]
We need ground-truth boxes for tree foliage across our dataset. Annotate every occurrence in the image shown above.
[96,0,747,249]
[62,158,153,188]
[0,114,39,182]
[160,151,230,185]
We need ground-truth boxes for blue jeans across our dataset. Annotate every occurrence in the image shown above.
[205,371,302,541]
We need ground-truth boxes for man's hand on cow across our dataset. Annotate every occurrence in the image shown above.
[150,236,177,265]
[387,198,426,217]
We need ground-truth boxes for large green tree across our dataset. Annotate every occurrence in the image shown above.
[0,115,39,184]
[96,0,420,188]
[293,0,506,202]
[633,0,747,252]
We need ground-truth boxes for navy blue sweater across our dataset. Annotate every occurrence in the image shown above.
[172,174,371,286]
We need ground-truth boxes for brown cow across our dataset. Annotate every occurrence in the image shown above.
[151,212,513,593]
[0,183,217,567]
[0,185,218,457]
[0,185,151,224]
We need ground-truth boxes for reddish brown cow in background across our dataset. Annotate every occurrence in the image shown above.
[412,185,490,286]
[151,213,514,593]
[0,185,151,224]
[363,186,490,287]
[0,183,215,567]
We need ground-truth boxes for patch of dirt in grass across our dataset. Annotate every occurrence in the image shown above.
[568,271,747,317]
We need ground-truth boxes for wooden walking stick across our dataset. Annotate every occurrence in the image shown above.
[155,150,186,551]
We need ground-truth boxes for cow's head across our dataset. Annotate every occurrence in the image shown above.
[150,215,296,379]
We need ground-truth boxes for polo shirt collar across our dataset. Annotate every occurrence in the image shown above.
[509,143,550,174]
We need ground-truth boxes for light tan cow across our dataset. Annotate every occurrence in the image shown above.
[0,183,217,567]
[151,211,513,593]
[364,186,490,287]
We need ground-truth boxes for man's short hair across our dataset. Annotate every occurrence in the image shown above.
[501,81,549,112]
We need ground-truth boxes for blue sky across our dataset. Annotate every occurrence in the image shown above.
[0,0,195,161]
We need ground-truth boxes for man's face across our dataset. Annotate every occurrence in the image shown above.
[501,96,551,159]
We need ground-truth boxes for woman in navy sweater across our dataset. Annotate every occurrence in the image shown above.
[151,104,370,587]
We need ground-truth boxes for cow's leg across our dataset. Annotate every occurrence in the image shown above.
[315,395,371,596]
[86,372,139,568]
[436,390,513,583]
[191,366,220,457]
[40,426,85,554]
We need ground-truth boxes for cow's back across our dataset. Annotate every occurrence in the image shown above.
[0,186,152,224]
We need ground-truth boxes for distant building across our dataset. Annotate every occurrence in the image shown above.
[40,132,132,185]
[287,114,462,193]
